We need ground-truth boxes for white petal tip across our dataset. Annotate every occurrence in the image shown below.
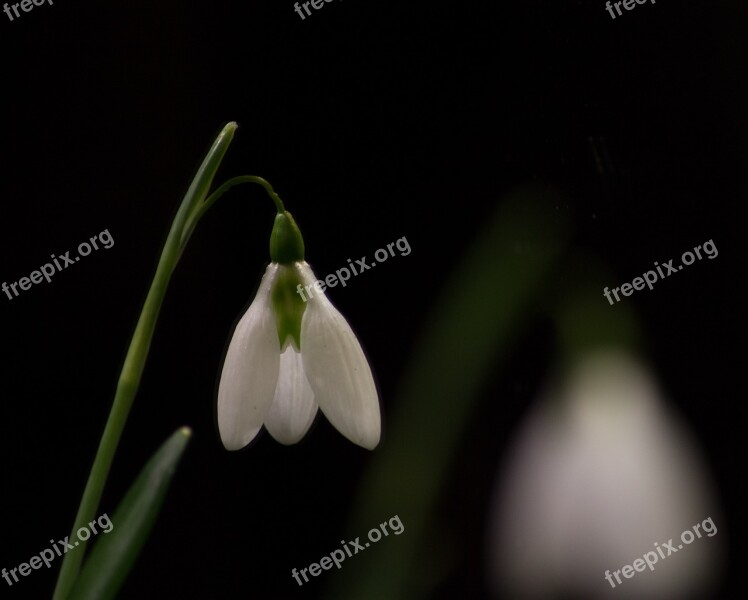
[337,418,381,450]
[300,288,382,453]
[266,422,316,446]
[358,436,380,451]
[220,427,261,451]
[265,347,319,445]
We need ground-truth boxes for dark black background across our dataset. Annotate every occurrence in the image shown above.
[0,0,745,598]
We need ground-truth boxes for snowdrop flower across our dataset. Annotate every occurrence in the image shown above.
[488,351,722,599]
[217,208,381,451]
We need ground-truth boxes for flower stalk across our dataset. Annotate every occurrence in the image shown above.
[53,122,279,599]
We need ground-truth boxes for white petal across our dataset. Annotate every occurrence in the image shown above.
[217,265,281,451]
[297,263,380,449]
[264,346,318,444]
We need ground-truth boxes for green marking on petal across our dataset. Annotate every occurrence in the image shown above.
[271,265,306,350]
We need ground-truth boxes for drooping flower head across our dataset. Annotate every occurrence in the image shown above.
[217,206,381,451]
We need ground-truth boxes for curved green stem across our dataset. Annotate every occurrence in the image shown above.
[210,175,284,214]
[53,121,287,599]
[180,175,286,248]
[53,122,240,599]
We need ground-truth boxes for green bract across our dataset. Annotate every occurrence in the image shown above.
[270,210,305,264]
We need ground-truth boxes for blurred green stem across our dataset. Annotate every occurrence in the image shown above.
[328,185,571,600]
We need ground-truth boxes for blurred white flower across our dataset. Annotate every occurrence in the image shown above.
[217,260,380,451]
[488,351,722,599]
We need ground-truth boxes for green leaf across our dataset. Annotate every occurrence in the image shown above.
[177,121,238,249]
[67,427,192,600]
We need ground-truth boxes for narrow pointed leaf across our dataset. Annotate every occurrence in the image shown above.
[177,122,237,248]
[67,427,192,600]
